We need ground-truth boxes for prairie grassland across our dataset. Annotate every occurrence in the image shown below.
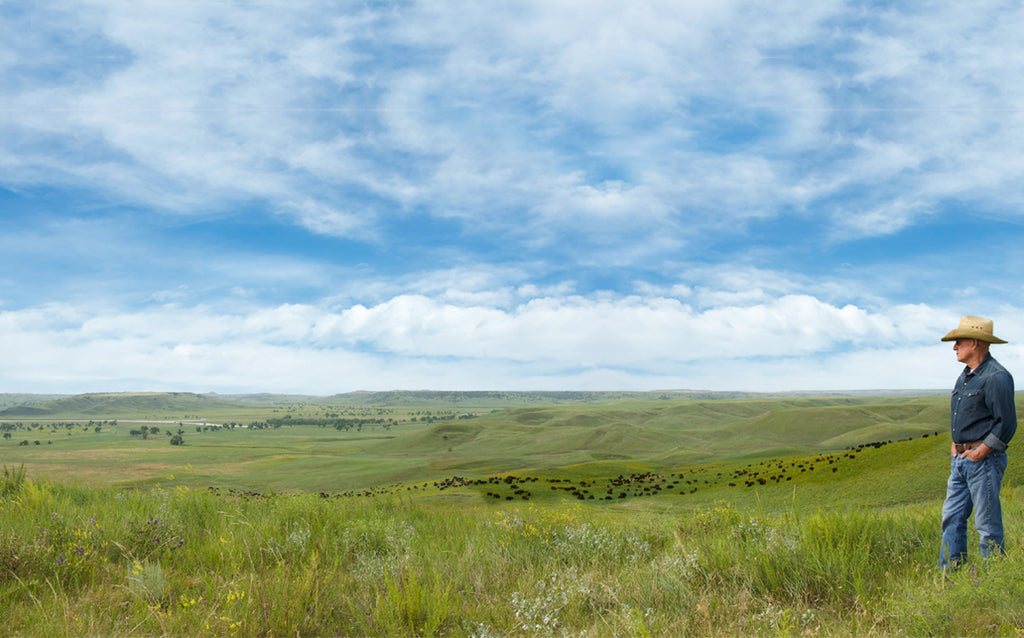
[2,468,1023,637]
[1,395,955,494]
[3,394,1023,635]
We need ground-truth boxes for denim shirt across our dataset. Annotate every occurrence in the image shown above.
[950,353,1017,451]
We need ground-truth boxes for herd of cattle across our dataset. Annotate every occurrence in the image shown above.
[285,431,941,503]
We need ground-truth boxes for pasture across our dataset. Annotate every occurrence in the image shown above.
[0,391,964,505]
[2,391,1024,635]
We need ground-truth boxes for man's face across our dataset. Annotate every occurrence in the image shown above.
[954,338,979,364]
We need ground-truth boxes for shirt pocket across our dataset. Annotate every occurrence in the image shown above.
[961,390,984,415]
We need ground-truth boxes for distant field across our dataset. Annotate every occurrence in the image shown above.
[2,390,1009,514]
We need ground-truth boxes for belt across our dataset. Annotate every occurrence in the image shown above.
[954,440,984,454]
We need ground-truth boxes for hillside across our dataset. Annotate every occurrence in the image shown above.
[1,392,978,510]
[0,391,252,418]
[356,395,962,509]
[320,389,948,408]
[0,389,951,416]
[322,389,768,407]
[0,393,69,409]
[387,396,949,460]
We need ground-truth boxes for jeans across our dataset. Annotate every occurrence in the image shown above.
[939,450,1008,570]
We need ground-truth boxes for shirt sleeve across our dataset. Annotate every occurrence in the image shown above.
[982,371,1017,451]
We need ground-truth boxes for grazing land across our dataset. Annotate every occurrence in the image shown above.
[1,391,1023,636]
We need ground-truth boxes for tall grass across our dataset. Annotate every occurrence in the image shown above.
[1,475,1022,636]
[1,464,26,496]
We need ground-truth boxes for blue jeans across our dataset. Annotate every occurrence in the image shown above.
[940,451,1008,570]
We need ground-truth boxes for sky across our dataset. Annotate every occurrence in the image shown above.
[2,0,1024,395]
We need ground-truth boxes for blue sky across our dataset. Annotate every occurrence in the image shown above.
[2,0,1024,394]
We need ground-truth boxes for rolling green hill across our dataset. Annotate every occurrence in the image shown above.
[0,391,252,418]
[317,389,947,408]
[0,388,950,415]
[0,393,69,409]
[318,389,756,407]
[1,391,989,514]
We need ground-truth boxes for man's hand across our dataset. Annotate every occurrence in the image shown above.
[961,442,992,461]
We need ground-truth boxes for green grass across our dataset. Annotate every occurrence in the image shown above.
[2,392,1023,635]
[0,393,1006,507]
[2,477,1023,636]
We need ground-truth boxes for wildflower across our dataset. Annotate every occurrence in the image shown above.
[178,594,201,609]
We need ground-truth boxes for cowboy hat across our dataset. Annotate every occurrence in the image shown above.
[940,315,1007,344]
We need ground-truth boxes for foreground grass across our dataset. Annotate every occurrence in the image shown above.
[3,468,1023,637]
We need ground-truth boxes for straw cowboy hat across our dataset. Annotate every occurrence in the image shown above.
[940,315,1008,344]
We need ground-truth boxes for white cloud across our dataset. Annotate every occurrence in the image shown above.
[5,0,1024,253]
[281,199,371,239]
[0,1,820,235]
[832,198,924,239]
[0,290,973,394]
[824,2,1024,229]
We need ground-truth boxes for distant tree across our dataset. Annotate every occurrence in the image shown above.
[169,434,185,446]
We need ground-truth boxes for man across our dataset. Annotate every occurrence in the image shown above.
[939,315,1016,571]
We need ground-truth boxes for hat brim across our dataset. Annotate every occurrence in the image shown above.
[940,329,1007,344]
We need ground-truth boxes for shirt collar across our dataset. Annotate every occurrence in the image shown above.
[966,353,993,376]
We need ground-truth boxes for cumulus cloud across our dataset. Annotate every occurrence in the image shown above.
[0,291,976,394]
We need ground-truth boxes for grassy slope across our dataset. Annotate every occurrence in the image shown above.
[3,392,1005,516]
[0,392,256,419]
[0,393,69,409]
[10,475,1020,637]
[5,391,1024,637]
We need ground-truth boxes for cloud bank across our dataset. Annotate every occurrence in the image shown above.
[1,291,1009,394]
